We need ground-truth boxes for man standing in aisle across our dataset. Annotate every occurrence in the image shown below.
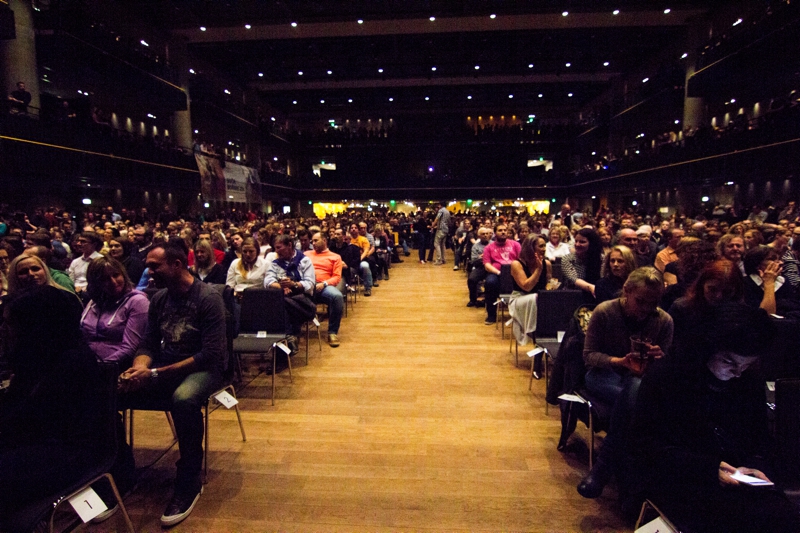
[431,201,451,266]
[482,224,521,325]
[119,241,227,527]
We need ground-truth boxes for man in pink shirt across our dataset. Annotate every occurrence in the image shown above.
[482,224,521,325]
[305,232,344,347]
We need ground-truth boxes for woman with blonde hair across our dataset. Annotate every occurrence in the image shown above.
[192,239,226,284]
[226,237,267,296]
[595,245,636,303]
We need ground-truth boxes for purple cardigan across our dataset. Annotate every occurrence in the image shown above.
[80,289,150,365]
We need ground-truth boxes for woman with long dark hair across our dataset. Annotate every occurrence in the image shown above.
[562,227,603,302]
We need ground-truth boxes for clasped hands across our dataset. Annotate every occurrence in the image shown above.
[117,364,151,393]
[614,345,664,376]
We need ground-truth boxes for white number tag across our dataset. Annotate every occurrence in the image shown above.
[68,487,107,523]
[313,317,321,327]
[214,390,238,409]
[276,342,291,354]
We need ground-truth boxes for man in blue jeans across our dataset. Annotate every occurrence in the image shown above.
[119,241,227,527]
[305,232,344,347]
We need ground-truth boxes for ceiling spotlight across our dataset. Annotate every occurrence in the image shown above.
[194,129,199,134]
[613,9,620,15]
[298,71,303,75]
[320,99,325,103]
[224,89,231,94]
[378,68,384,73]
[429,16,435,21]
[199,26,206,31]
[140,40,149,47]
[425,96,430,101]
[189,68,196,74]
[490,14,496,19]
[663,8,671,14]
[592,151,597,155]
[562,11,569,16]
[327,70,333,75]
[528,63,534,68]
[681,52,688,59]
[258,72,263,77]
[357,19,364,24]
[565,62,571,67]
[348,98,353,103]
[603,61,610,66]
[508,94,514,98]
[431,66,437,71]
[474,65,480,70]
[568,92,573,97]
[674,119,680,124]
[292,100,297,104]
[538,93,543,98]
[733,18,742,26]
[730,98,736,103]
[389,97,394,102]
[642,77,649,83]
[291,22,298,27]
[245,24,251,29]
[467,95,472,99]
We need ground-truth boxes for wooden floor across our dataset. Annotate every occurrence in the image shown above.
[85,254,631,532]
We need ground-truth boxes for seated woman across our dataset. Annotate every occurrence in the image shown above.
[6,253,83,315]
[226,237,267,297]
[661,238,719,311]
[81,256,149,367]
[562,228,603,303]
[0,286,105,519]
[577,267,673,499]
[628,303,800,532]
[372,225,391,281]
[594,245,636,304]
[545,228,571,262]
[509,235,552,376]
[742,245,800,318]
[191,238,226,284]
[107,237,145,286]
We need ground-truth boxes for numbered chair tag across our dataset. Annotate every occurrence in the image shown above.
[256,331,267,338]
[505,318,513,327]
[68,486,107,523]
[635,516,676,533]
[276,342,291,354]
[313,317,321,327]
[527,346,545,358]
[214,390,239,409]
[557,331,566,343]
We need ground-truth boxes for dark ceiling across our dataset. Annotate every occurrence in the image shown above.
[121,1,720,126]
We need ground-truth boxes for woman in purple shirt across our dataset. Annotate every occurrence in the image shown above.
[81,256,149,367]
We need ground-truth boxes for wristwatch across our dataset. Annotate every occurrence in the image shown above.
[150,368,159,380]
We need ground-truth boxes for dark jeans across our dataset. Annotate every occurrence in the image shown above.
[121,370,222,489]
[584,367,641,477]
[467,264,486,303]
[315,286,343,334]
[484,272,501,321]
[416,233,427,261]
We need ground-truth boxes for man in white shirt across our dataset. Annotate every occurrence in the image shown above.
[68,232,103,291]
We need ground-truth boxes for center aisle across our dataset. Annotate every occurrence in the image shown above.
[98,255,631,532]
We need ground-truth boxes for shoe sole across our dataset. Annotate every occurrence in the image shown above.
[91,505,120,524]
[160,487,203,527]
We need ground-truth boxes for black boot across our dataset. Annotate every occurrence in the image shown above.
[577,459,613,499]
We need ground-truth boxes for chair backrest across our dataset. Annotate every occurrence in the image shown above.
[551,261,563,283]
[239,287,287,334]
[499,263,514,294]
[536,289,585,337]
[209,284,237,380]
[776,378,800,482]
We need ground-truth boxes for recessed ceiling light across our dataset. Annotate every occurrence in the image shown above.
[258,72,263,77]
[674,119,680,124]
[189,68,196,74]
[224,89,231,94]
[568,93,573,97]
[320,99,325,103]
[327,70,333,75]
[291,22,298,27]
[613,9,620,15]
[348,98,353,103]
[199,26,206,31]
[245,24,251,29]
[642,77,649,83]
[389,97,394,102]
[474,65,480,70]
[663,8,671,14]
[603,61,610,66]
[425,96,430,101]
[274,157,278,161]
[538,93,543,98]
[378,68,384,73]
[592,151,597,155]
[270,117,275,121]
[431,66,437,71]
[733,18,742,26]
[140,40,149,47]
[681,53,688,59]
[730,98,736,103]
[508,94,514,98]
[467,95,472,99]
[292,100,297,104]
[565,62,571,67]
[194,129,199,134]
[562,11,569,17]
[490,14,496,19]
[357,19,364,24]
[298,71,303,75]
[429,16,435,21]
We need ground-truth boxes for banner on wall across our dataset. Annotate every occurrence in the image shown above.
[195,154,260,204]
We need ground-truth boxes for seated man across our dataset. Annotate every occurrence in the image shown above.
[118,241,227,527]
[348,224,375,296]
[482,224,521,324]
[329,228,361,286]
[68,232,104,292]
[466,227,491,307]
[577,267,673,499]
[264,234,317,348]
[305,232,344,347]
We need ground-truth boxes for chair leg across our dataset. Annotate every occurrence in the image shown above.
[588,404,595,470]
[105,473,136,533]
[271,346,276,406]
[287,350,293,382]
[544,351,549,414]
[203,400,209,484]
[127,409,134,450]
[165,411,178,440]
[225,385,247,442]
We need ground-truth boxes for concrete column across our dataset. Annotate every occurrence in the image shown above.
[0,0,40,113]
[166,38,193,151]
[683,19,707,131]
